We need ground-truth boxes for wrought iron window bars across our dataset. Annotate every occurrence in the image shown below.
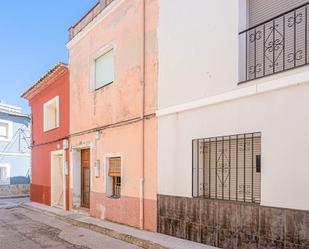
[192,133,261,203]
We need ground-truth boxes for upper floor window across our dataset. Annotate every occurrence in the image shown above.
[95,49,114,90]
[0,120,12,141]
[239,1,309,82]
[193,132,261,204]
[43,96,59,132]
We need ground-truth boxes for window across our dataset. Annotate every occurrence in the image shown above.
[108,157,121,198]
[44,96,59,132]
[0,122,9,141]
[95,49,114,89]
[0,120,12,142]
[193,132,261,203]
[0,164,10,185]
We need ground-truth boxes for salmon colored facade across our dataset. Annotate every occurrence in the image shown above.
[67,0,158,231]
[22,64,70,210]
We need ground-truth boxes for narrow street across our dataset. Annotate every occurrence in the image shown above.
[0,199,141,249]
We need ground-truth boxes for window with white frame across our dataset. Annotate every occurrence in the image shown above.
[105,156,121,198]
[44,96,59,132]
[95,49,114,89]
[0,164,10,185]
[0,121,12,141]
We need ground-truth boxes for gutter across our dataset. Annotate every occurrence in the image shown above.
[139,0,146,230]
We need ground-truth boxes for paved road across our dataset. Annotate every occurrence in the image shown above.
[0,199,141,249]
[0,197,29,209]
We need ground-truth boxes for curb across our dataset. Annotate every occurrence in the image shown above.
[21,204,170,249]
[0,195,29,200]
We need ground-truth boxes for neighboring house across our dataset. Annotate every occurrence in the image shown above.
[0,103,30,187]
[156,0,309,248]
[21,63,70,210]
[67,0,157,231]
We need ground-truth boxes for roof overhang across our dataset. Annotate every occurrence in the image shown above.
[21,63,68,100]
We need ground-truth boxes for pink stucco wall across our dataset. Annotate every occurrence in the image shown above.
[68,0,158,231]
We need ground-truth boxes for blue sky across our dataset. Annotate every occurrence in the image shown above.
[0,1,98,113]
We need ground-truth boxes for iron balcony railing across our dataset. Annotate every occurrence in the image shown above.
[69,0,115,41]
[239,3,309,83]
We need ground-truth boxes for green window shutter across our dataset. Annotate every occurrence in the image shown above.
[95,49,114,89]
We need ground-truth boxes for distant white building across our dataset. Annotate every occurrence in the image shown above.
[0,102,30,187]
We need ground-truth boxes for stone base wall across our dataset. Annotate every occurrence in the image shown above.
[157,195,309,249]
[0,184,30,197]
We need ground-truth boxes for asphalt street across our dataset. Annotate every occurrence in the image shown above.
[0,198,141,249]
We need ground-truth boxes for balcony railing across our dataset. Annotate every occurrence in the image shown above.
[68,0,115,41]
[239,3,309,83]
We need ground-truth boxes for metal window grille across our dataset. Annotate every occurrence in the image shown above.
[108,157,121,198]
[192,132,261,203]
[112,176,121,198]
[239,3,309,82]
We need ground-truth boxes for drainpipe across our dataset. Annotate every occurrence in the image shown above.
[139,0,146,230]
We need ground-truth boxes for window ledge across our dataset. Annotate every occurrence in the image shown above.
[95,81,114,91]
[44,126,60,133]
[0,138,11,142]
[106,195,121,200]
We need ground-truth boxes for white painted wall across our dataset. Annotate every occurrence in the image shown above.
[157,0,309,211]
[158,80,309,211]
[158,0,240,109]
[71,149,81,208]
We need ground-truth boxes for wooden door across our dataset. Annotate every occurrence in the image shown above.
[81,149,90,208]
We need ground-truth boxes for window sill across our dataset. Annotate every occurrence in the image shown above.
[238,64,309,85]
[44,126,60,133]
[95,81,114,91]
[192,196,261,206]
[0,138,12,142]
[107,195,121,200]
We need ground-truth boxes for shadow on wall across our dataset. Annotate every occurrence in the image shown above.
[10,176,30,185]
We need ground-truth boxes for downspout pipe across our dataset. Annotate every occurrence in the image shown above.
[140,0,146,230]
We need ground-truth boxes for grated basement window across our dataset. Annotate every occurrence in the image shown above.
[192,132,261,203]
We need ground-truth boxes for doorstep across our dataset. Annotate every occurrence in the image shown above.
[22,202,218,249]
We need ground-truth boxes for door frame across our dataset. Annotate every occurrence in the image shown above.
[50,150,66,209]
[70,143,93,209]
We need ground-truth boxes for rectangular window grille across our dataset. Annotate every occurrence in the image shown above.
[192,132,261,203]
[108,157,121,198]
[113,176,121,198]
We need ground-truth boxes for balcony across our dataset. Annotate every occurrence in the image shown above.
[239,3,309,83]
[68,0,115,41]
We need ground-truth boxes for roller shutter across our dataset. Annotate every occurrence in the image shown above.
[249,0,308,27]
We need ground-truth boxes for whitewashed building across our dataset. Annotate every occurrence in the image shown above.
[156,0,309,248]
[0,102,30,196]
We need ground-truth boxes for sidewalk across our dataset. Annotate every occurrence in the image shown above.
[22,202,218,249]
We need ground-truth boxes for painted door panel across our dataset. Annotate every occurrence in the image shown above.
[81,149,90,208]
